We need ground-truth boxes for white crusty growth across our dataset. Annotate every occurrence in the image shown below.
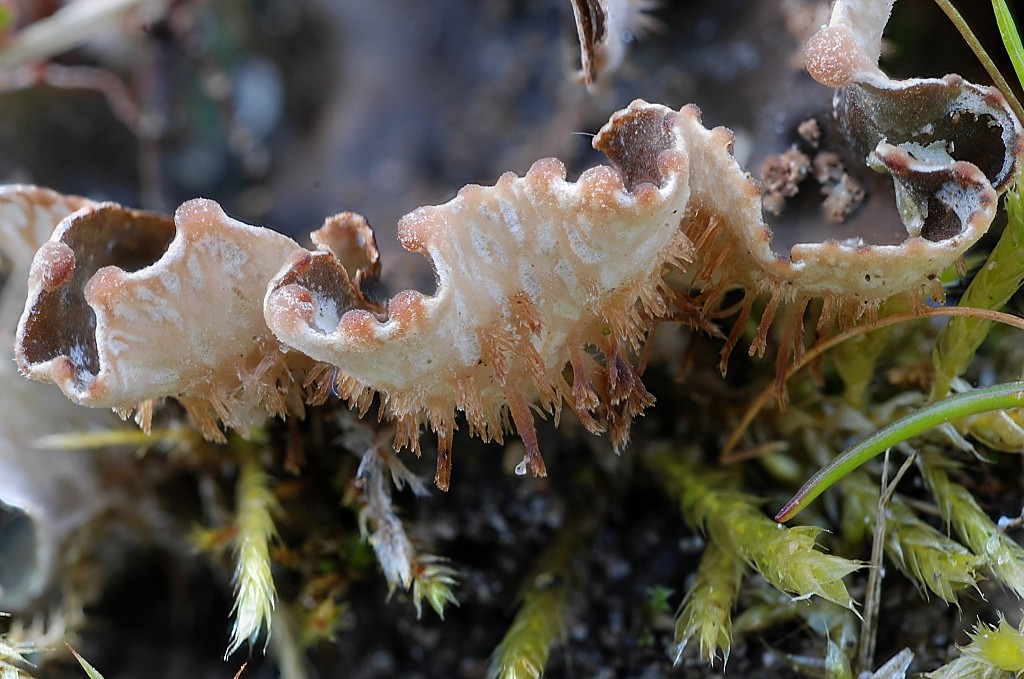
[15,199,308,441]
[266,100,705,488]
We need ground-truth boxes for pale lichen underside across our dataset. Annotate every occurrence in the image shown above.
[15,198,309,442]
[266,100,699,488]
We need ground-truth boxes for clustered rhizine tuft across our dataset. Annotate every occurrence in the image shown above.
[7,0,1024,488]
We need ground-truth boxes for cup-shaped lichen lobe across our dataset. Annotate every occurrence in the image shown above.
[15,197,310,439]
[18,203,175,385]
[757,82,1013,253]
[838,77,1021,191]
[265,248,367,338]
[311,211,382,288]
[767,0,1023,295]
[873,145,997,241]
[594,103,676,191]
[263,100,698,475]
[751,83,1019,318]
[837,79,1021,248]
[827,73,1017,259]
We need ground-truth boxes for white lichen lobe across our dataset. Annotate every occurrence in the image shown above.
[15,199,309,441]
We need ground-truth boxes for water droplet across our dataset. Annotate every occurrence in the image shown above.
[514,458,528,476]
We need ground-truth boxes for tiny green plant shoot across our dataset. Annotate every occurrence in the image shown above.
[777,0,1024,524]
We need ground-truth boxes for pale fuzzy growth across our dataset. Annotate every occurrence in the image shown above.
[921,456,1024,599]
[647,450,862,611]
[15,198,310,442]
[267,100,697,487]
[225,450,280,659]
[673,542,745,666]
[354,442,458,618]
[0,632,37,679]
[356,445,418,592]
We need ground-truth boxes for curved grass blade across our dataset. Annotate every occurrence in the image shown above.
[776,381,1024,522]
[993,0,1024,91]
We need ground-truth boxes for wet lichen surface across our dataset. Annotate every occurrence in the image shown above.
[1,1,1024,678]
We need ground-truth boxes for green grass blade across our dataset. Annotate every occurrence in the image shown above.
[776,381,1024,522]
[994,0,1024,90]
[66,645,105,679]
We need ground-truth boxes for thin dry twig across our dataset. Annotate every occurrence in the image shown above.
[856,450,918,674]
